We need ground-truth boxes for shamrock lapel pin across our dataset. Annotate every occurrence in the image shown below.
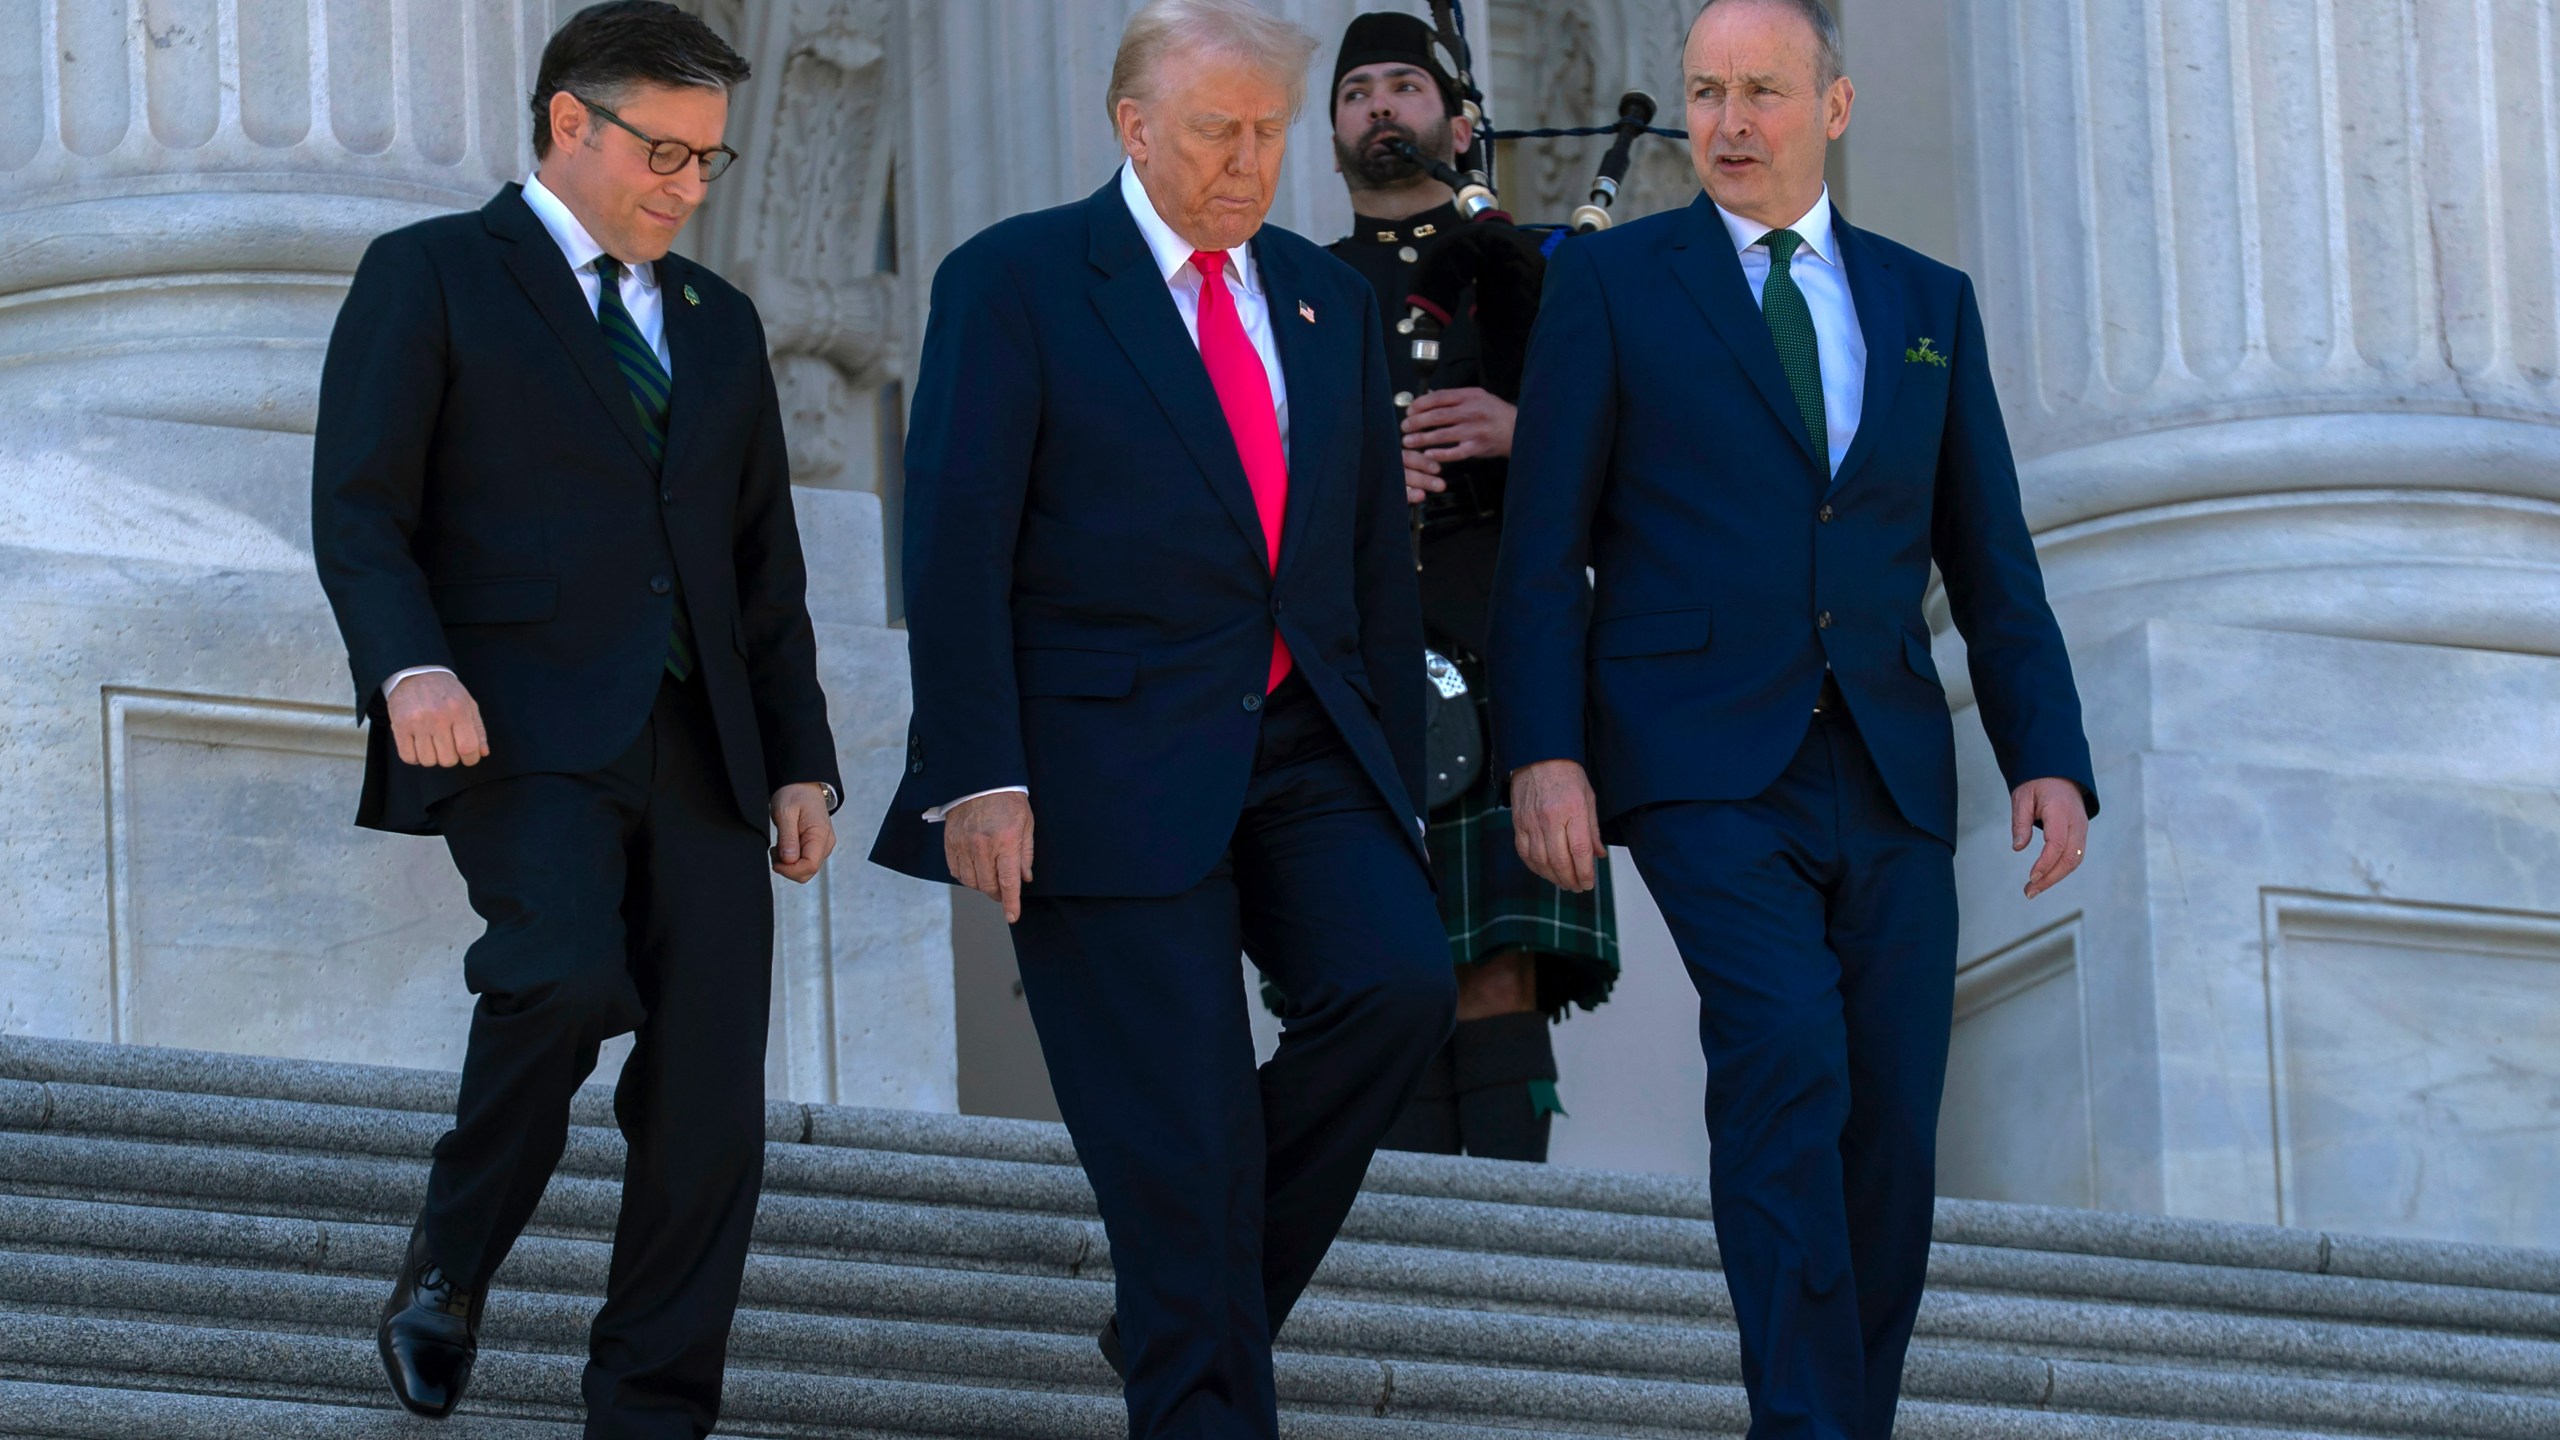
[1905,336,1947,368]
[683,284,701,308]
[1299,300,1316,324]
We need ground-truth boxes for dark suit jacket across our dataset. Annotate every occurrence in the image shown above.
[1490,195,2095,844]
[868,177,1426,897]
[312,185,840,834]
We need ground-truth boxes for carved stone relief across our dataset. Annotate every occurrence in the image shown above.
[696,0,902,495]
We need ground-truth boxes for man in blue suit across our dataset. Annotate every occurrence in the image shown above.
[1492,2,2096,1436]
[869,3,1453,1436]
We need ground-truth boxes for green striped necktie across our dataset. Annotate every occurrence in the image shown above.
[1759,228,1828,473]
[594,255,695,682]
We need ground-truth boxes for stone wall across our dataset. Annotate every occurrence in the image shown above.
[0,0,953,1111]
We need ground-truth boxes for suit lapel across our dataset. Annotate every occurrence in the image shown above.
[655,252,707,481]
[487,188,660,474]
[1667,194,1822,475]
[1828,218,1904,493]
[1085,182,1271,568]
[1255,236,1323,583]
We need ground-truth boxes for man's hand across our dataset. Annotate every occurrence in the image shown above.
[1403,451,1448,506]
[1511,759,1603,893]
[1403,387,1517,471]
[770,783,837,884]
[945,790,1035,923]
[385,672,489,769]
[2012,778,2090,900]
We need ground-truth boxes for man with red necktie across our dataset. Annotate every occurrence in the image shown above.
[868,2,1453,1437]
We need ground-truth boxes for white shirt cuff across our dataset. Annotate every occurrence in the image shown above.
[925,786,1027,823]
[383,665,455,699]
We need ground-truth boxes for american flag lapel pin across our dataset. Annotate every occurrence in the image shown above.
[1298,299,1316,324]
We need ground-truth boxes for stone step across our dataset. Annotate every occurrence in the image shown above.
[0,1309,2474,1440]
[7,1208,2557,1403]
[7,1238,2558,1439]
[0,1034,2553,1440]
[7,1117,2556,1362]
[0,1374,2421,1440]
[19,1033,2560,1298]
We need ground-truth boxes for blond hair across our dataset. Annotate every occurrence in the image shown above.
[1106,0,1321,125]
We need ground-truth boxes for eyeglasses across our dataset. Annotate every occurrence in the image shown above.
[576,96,739,182]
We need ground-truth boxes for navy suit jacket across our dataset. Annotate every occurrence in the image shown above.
[1489,195,2095,844]
[870,178,1427,896]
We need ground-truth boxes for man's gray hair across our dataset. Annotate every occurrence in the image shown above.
[1693,0,1845,89]
[1107,0,1322,125]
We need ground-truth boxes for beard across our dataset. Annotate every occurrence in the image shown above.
[1335,112,1456,188]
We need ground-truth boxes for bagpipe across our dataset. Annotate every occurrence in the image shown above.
[1402,2,1690,810]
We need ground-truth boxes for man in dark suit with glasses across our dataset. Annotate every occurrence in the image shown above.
[311,5,840,1435]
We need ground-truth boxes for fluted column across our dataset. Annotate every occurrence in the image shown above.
[1,1,540,435]
[1933,0,2560,1245]
[1949,0,2560,654]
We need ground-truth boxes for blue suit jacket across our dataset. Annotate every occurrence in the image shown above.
[870,178,1427,895]
[1489,195,2095,844]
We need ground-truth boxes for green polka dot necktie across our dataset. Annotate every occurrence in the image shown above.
[1759,229,1828,472]
[595,256,695,682]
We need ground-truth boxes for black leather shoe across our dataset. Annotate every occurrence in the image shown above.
[378,1222,482,1419]
[1097,1313,1127,1382]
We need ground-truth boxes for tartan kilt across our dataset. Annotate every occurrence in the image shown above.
[1429,671,1620,1018]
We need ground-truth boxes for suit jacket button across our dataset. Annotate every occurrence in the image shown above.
[1817,610,1834,629]
[910,761,924,775]
[650,575,672,595]
[1819,504,1834,523]
[662,490,676,504]
[1242,694,1264,713]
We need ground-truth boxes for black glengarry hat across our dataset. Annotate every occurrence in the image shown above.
[1332,12,1463,117]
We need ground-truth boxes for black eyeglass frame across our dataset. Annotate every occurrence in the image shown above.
[575,96,740,182]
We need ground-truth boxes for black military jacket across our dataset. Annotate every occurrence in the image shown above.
[1328,202,1507,660]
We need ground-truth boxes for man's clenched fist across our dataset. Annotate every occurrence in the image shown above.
[386,671,489,768]
[771,783,837,884]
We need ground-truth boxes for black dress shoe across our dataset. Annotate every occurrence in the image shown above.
[1097,1313,1127,1382]
[378,1222,483,1418]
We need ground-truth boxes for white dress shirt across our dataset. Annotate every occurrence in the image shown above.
[1117,159,1290,459]
[383,173,672,701]
[925,161,1295,823]
[1716,186,1864,477]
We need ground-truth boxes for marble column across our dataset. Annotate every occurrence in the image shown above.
[0,0,952,1110]
[1935,0,2560,1246]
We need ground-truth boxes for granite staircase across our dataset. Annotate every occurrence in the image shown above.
[0,1034,2553,1439]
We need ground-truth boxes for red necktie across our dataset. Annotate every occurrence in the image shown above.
[1190,249,1293,692]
